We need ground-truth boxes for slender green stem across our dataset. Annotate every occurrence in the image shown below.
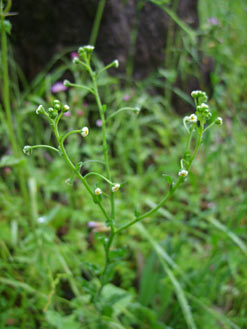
[106,107,139,121]
[84,171,114,186]
[89,68,115,222]
[30,145,59,153]
[89,0,106,46]
[61,130,81,144]
[1,5,29,205]
[52,122,112,226]
[0,7,17,153]
[64,81,94,95]
[203,121,216,133]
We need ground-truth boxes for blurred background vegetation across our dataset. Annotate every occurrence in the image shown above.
[0,0,246,328]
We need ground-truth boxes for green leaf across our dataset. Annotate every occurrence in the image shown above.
[162,174,173,186]
[0,155,26,168]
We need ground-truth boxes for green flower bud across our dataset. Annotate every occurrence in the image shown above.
[36,104,45,115]
[73,57,80,64]
[215,117,223,125]
[79,45,94,56]
[48,107,58,119]
[113,59,119,68]
[23,145,32,156]
[63,79,71,87]
[63,104,70,112]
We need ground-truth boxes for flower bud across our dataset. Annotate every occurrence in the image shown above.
[81,126,89,137]
[79,45,94,55]
[23,145,32,156]
[215,117,223,125]
[191,90,208,104]
[73,57,80,64]
[48,107,58,119]
[112,183,120,192]
[113,59,119,68]
[63,104,70,112]
[63,79,71,87]
[36,104,45,115]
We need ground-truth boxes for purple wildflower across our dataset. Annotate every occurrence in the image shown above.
[96,119,102,127]
[208,17,219,26]
[51,82,68,94]
[122,94,131,101]
[71,51,79,59]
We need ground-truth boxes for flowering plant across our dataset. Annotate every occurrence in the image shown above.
[24,45,222,311]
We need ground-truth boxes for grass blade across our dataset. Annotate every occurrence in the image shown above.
[136,223,197,329]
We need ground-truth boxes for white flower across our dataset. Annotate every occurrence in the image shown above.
[81,126,89,137]
[178,169,188,177]
[112,183,120,192]
[215,117,223,125]
[188,114,197,123]
[95,188,102,195]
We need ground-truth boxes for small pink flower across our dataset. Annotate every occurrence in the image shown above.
[208,17,219,25]
[82,102,88,109]
[4,167,11,175]
[76,109,84,117]
[63,111,71,117]
[51,82,68,94]
[122,94,130,101]
[96,119,102,127]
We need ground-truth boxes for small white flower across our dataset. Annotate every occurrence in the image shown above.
[95,187,102,195]
[191,90,200,97]
[112,183,120,192]
[188,114,197,123]
[81,126,89,137]
[215,117,223,125]
[37,216,46,224]
[178,169,188,177]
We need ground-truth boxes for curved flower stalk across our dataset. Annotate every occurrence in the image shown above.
[23,46,223,302]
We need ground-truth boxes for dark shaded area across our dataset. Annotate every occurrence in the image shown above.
[11,0,198,80]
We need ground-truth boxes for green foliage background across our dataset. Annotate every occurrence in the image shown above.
[0,0,246,328]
